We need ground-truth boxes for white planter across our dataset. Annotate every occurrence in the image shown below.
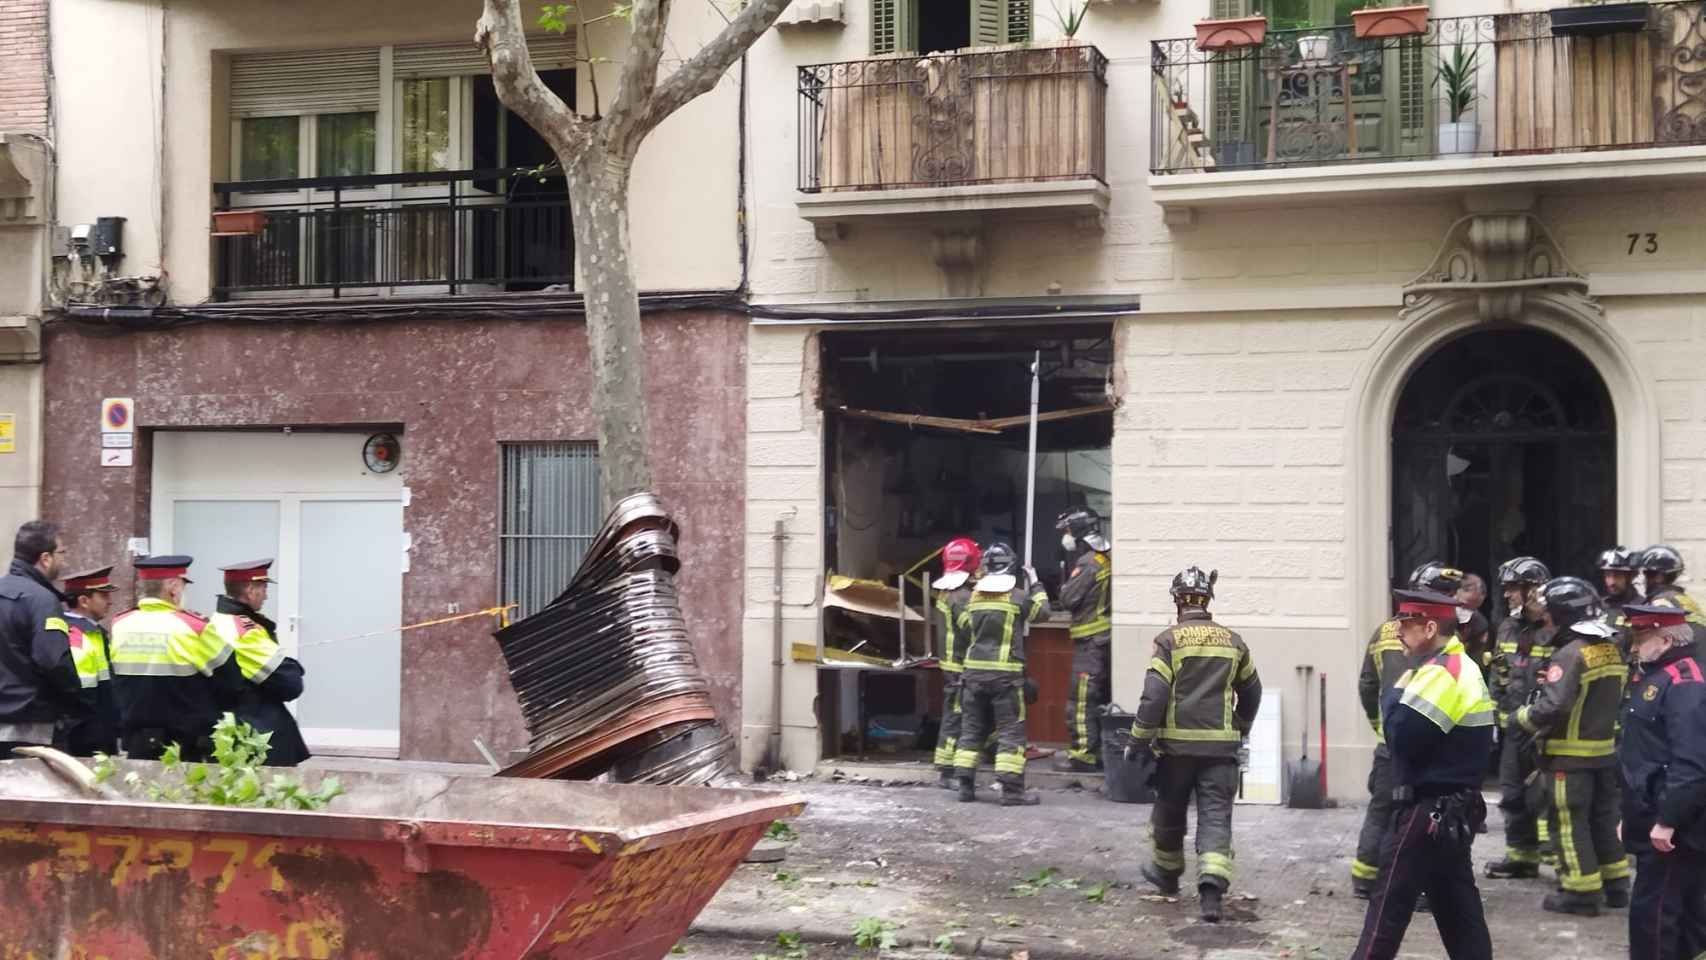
[1437,120,1479,157]
[1297,34,1333,62]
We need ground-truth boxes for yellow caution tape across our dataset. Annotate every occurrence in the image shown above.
[299,604,518,648]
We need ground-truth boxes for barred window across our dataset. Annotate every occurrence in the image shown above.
[499,442,601,620]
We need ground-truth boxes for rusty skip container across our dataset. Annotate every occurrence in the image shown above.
[0,758,803,959]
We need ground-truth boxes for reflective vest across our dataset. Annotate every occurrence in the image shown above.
[64,614,111,690]
[109,598,229,679]
[1061,551,1112,641]
[1516,632,1625,768]
[958,584,1049,672]
[1383,636,1495,793]
[932,587,973,673]
[210,612,286,684]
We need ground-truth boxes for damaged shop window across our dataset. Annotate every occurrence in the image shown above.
[812,326,1114,761]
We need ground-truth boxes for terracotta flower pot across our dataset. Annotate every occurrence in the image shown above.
[211,210,266,236]
[1352,4,1429,37]
[1194,15,1268,51]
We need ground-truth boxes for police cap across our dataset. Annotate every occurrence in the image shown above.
[220,559,277,584]
[1392,588,1462,622]
[61,565,116,594]
[134,555,194,583]
[1625,603,1689,631]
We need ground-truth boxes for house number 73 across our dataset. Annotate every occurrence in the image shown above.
[1627,233,1658,255]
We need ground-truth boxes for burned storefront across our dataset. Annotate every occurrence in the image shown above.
[809,321,1115,762]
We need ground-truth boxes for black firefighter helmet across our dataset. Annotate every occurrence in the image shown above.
[1541,576,1612,638]
[1497,556,1551,587]
[1408,561,1465,595]
[982,541,1019,577]
[1596,546,1639,572]
[1056,507,1110,552]
[1171,566,1217,605]
[1640,544,1686,577]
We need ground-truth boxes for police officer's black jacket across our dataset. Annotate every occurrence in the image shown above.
[215,596,310,766]
[1619,642,1706,853]
[0,558,82,726]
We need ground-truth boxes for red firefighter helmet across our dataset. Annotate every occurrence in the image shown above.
[942,537,982,575]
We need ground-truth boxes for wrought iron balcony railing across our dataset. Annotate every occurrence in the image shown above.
[211,167,573,299]
[798,43,1109,193]
[1151,3,1706,174]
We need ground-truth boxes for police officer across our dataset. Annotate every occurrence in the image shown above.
[1055,508,1111,773]
[109,556,246,761]
[1131,567,1261,923]
[1351,561,1459,897]
[212,560,308,766]
[952,542,1048,806]
[1484,556,1556,879]
[55,565,120,756]
[1639,544,1706,644]
[0,520,81,754]
[1348,589,1494,960]
[1513,576,1631,916]
[1617,603,1706,960]
[931,538,980,788]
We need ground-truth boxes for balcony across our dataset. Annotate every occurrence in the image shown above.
[795,43,1110,237]
[1150,3,1706,211]
[211,167,573,300]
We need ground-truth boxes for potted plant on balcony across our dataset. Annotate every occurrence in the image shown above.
[1432,41,1479,157]
[1351,1,1429,38]
[1548,0,1650,37]
[1194,10,1268,51]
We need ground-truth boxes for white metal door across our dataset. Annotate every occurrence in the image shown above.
[171,500,282,620]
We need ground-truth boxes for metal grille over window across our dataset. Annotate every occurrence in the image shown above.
[500,442,601,621]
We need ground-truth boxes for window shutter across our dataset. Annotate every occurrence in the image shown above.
[1006,0,1031,43]
[871,0,899,54]
[230,49,381,117]
[1210,0,1247,16]
[972,0,1005,45]
[394,37,577,78]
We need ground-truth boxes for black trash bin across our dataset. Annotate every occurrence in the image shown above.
[1101,711,1155,803]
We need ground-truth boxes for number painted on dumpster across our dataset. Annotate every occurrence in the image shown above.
[548,825,764,945]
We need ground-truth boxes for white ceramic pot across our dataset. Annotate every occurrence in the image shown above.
[1297,34,1333,62]
[1437,120,1479,157]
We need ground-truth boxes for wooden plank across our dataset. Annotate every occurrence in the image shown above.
[1594,34,1615,145]
[1573,37,1595,147]
[1553,36,1575,149]
[1534,36,1556,150]
[1496,22,1520,151]
[1613,32,1635,144]
[1636,30,1654,142]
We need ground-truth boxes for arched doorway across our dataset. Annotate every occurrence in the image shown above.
[1391,328,1616,591]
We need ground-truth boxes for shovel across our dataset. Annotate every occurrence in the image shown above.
[1286,665,1325,809]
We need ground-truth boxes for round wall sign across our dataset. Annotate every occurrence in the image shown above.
[363,433,400,474]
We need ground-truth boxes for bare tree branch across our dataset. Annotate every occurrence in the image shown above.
[640,0,793,133]
[477,0,587,153]
[605,0,673,156]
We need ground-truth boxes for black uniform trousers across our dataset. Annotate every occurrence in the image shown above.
[1349,800,1493,960]
[1353,744,1394,881]
[1629,845,1706,960]
[1544,766,1630,893]
[955,671,1026,789]
[1064,639,1110,764]
[1149,755,1239,890]
[1496,735,1546,862]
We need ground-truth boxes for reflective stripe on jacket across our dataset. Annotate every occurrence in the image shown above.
[1383,635,1495,794]
[1132,609,1261,757]
[1060,551,1111,641]
[1358,619,1411,742]
[932,587,973,673]
[958,583,1049,672]
[1517,633,1625,768]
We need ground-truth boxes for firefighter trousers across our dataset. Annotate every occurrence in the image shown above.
[934,673,963,773]
[1496,734,1550,862]
[1630,845,1706,960]
[955,671,1026,789]
[1544,766,1629,894]
[1349,800,1493,960]
[1149,755,1239,891]
[1353,744,1394,882]
[1065,639,1110,765]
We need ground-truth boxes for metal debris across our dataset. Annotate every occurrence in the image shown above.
[495,492,737,784]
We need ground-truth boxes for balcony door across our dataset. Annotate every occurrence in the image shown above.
[870,0,1030,54]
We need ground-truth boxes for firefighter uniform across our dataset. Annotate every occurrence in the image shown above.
[1489,610,1556,872]
[0,556,82,750]
[1353,618,1412,893]
[109,557,246,761]
[1514,577,1630,914]
[1349,591,1493,960]
[212,560,308,766]
[930,583,974,778]
[953,570,1048,801]
[1461,609,1492,671]
[55,566,120,756]
[1132,598,1262,900]
[1060,549,1111,767]
[1618,604,1706,960]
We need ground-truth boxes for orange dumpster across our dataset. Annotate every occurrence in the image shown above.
[0,758,803,959]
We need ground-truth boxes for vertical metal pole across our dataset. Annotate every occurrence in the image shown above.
[332,185,343,299]
[770,517,788,770]
[897,573,908,664]
[448,177,460,295]
[1023,350,1041,571]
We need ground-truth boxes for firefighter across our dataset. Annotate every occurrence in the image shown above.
[1130,567,1261,923]
[1617,603,1706,960]
[1347,589,1494,960]
[931,537,981,788]
[1484,556,1556,880]
[1350,562,1459,897]
[109,556,246,761]
[1456,573,1493,670]
[0,521,81,754]
[1512,576,1631,916]
[55,565,120,756]
[952,542,1048,806]
[1639,544,1706,644]
[212,560,309,766]
[1055,507,1111,773]
[1598,546,1644,638]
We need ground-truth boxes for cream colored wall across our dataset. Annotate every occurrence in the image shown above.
[52,0,742,301]
[0,364,43,543]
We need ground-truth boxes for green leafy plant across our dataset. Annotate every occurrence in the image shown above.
[670,945,687,956]
[1050,0,1090,37]
[1010,866,1079,896]
[771,869,802,890]
[932,933,956,951]
[852,917,899,951]
[1432,42,1479,123]
[753,931,809,960]
[765,820,799,843]
[1083,880,1112,903]
[91,714,342,810]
